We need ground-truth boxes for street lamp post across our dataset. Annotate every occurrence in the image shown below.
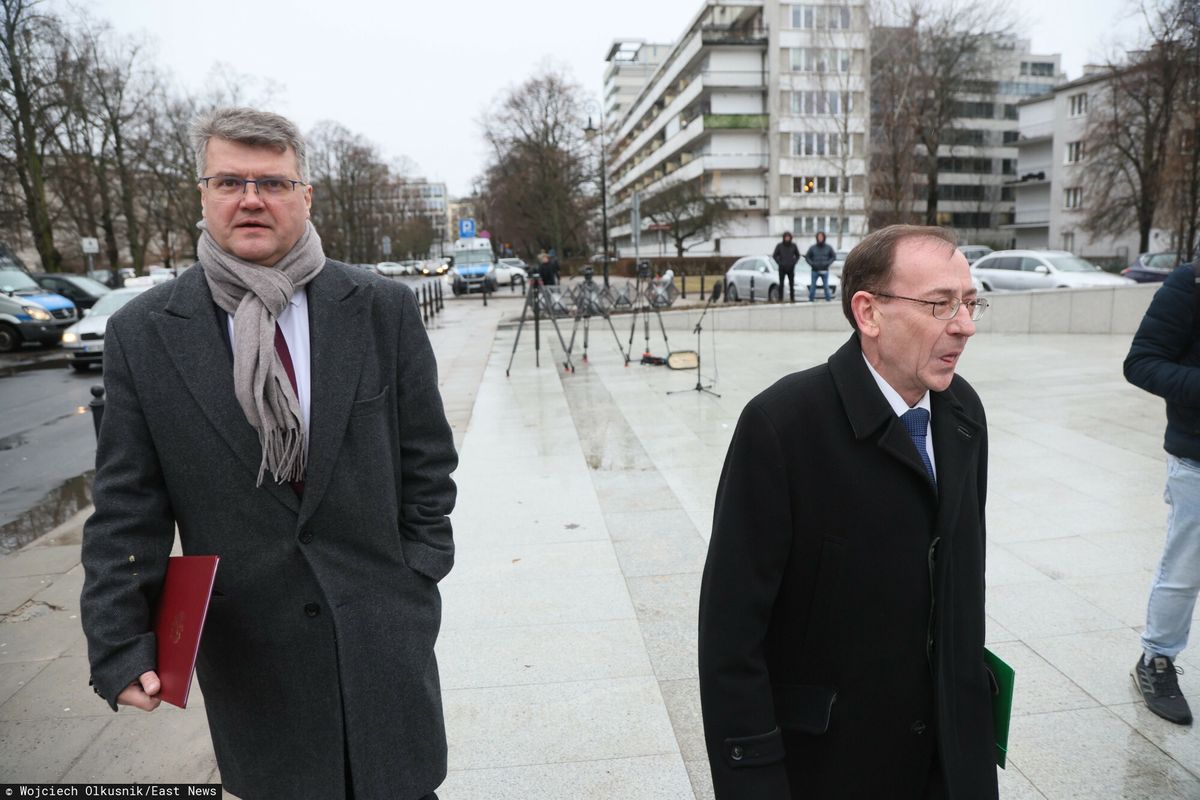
[584,108,611,288]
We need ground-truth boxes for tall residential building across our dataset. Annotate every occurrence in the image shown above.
[604,40,673,124]
[873,36,1062,245]
[608,1,873,258]
[1008,69,1161,262]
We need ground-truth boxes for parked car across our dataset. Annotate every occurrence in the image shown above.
[958,245,994,265]
[31,272,111,311]
[493,258,528,286]
[376,261,408,276]
[724,255,841,302]
[1122,252,1184,283]
[419,259,450,277]
[970,250,1136,291]
[0,266,77,352]
[124,272,174,288]
[59,286,149,371]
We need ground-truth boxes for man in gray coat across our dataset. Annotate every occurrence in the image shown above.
[79,108,456,800]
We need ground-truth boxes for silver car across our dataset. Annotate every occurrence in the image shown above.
[971,250,1135,291]
[724,255,840,302]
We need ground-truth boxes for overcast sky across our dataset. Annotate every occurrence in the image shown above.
[81,0,1139,197]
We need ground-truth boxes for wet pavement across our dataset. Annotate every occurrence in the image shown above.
[1,297,1198,798]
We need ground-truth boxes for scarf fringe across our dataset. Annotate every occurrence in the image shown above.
[256,427,309,487]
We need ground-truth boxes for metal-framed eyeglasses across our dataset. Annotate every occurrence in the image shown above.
[199,175,306,200]
[873,292,989,321]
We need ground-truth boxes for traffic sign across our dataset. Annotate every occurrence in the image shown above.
[459,218,476,238]
[381,235,391,256]
[80,237,99,254]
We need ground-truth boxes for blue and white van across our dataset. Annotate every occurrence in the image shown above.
[0,265,77,352]
[449,238,497,295]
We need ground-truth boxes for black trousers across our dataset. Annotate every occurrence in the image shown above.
[779,267,795,301]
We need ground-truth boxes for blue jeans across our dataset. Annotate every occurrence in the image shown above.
[1143,455,1200,660]
[809,269,831,302]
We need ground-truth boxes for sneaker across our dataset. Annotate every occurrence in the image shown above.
[1132,655,1193,725]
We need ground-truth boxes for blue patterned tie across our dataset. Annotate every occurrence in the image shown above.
[901,408,935,481]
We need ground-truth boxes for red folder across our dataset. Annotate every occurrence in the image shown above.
[153,555,219,708]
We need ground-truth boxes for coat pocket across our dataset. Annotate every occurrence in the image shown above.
[772,684,838,734]
[349,386,390,417]
[722,726,785,768]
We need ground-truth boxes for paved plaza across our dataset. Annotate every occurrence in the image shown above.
[1,293,1199,798]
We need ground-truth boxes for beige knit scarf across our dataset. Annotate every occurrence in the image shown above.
[198,220,325,486]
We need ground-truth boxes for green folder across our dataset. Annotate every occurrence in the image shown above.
[984,648,1015,768]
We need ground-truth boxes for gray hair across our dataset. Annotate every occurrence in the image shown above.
[190,107,309,183]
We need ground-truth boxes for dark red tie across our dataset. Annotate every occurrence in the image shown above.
[274,323,305,496]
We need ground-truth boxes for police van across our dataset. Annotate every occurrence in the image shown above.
[449,237,497,295]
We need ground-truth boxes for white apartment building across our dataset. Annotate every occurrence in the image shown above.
[604,40,673,124]
[889,37,1062,246]
[1008,71,1156,263]
[607,1,872,258]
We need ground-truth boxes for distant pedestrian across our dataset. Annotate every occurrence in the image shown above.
[772,231,801,302]
[805,231,836,302]
[1123,262,1200,726]
[538,251,560,286]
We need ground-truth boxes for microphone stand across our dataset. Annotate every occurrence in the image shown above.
[667,285,722,398]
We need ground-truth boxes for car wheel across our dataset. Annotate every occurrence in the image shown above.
[768,285,781,302]
[0,322,20,353]
[726,282,739,302]
[452,284,464,296]
[71,362,90,373]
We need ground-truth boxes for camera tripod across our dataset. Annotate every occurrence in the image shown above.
[505,272,574,377]
[564,269,628,367]
[624,263,673,366]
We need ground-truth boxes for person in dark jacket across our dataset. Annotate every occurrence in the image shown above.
[772,232,801,302]
[1123,263,1200,726]
[699,224,996,799]
[537,251,560,286]
[805,231,836,302]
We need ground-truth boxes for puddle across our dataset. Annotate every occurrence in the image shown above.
[0,433,28,451]
[0,471,93,555]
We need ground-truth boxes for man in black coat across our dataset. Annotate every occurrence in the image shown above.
[772,232,801,302]
[699,224,996,799]
[804,231,837,302]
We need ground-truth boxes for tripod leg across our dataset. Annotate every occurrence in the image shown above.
[655,306,671,353]
[582,316,590,362]
[506,284,535,377]
[602,310,629,363]
[543,291,575,373]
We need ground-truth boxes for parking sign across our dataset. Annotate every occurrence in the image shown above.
[459,218,476,239]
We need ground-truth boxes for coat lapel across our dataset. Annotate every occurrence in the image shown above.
[930,385,982,542]
[828,335,938,494]
[151,265,300,514]
[298,262,370,527]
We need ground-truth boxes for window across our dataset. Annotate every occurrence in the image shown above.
[1064,187,1083,209]
[1003,104,1018,120]
[937,156,994,174]
[1002,130,1020,144]
[790,48,851,73]
[792,131,850,157]
[1061,232,1075,252]
[953,101,994,119]
[791,4,852,29]
[1001,159,1016,175]
[1068,92,1088,116]
[1065,141,1083,164]
[945,128,987,146]
[1029,62,1055,77]
[794,216,851,234]
[793,175,851,194]
[951,212,991,228]
[790,91,854,115]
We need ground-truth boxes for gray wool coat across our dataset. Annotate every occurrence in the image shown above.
[80,261,458,800]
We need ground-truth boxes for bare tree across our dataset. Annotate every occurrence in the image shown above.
[642,178,733,257]
[1083,0,1193,252]
[0,0,65,268]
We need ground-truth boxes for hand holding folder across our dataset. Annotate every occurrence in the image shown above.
[984,648,1015,768]
[152,555,219,708]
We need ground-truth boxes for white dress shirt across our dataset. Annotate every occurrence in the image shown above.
[862,353,936,477]
[227,287,311,434]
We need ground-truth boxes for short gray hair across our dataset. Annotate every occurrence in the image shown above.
[190,107,309,183]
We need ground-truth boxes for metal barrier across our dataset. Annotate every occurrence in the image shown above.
[90,385,105,438]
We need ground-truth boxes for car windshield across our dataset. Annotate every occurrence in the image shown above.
[500,259,524,267]
[66,276,112,294]
[0,268,39,291]
[1146,253,1181,270]
[1046,256,1101,272]
[456,250,493,266]
[90,289,143,316]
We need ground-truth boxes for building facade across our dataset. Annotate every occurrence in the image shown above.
[605,40,673,124]
[1008,70,1159,264]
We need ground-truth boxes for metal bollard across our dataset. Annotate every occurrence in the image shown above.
[483,280,489,307]
[680,269,687,300]
[750,275,756,304]
[437,281,444,311]
[700,272,706,299]
[422,285,429,324]
[89,385,105,439]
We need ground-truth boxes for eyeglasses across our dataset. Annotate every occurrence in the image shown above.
[873,292,989,321]
[199,175,305,199]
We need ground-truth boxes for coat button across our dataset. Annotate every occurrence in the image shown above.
[730,745,744,761]
[304,602,321,617]
[911,720,927,735]
[299,531,313,544]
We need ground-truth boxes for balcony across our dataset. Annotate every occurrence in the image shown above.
[701,24,768,46]
[704,114,768,130]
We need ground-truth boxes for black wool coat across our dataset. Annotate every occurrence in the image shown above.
[698,335,997,800]
[80,262,458,800]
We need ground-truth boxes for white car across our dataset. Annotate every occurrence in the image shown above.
[724,255,840,302]
[493,258,528,286]
[60,287,149,372]
[971,250,1136,291]
[376,262,408,277]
